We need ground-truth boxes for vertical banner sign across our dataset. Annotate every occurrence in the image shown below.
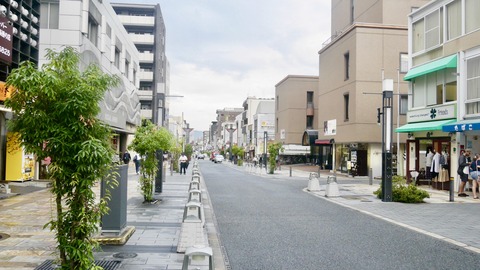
[0,16,12,64]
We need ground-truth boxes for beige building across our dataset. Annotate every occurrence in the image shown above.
[317,0,429,177]
[275,75,321,165]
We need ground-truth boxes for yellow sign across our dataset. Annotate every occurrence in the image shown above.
[0,81,13,102]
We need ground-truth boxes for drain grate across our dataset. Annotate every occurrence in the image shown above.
[35,260,121,270]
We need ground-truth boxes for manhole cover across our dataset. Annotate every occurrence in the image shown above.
[0,233,10,241]
[113,252,138,259]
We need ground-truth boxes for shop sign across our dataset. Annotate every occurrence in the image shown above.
[0,16,12,64]
[323,119,336,135]
[0,81,13,102]
[407,104,456,123]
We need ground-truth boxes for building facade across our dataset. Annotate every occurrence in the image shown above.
[112,2,169,126]
[399,0,480,190]
[215,107,242,153]
[0,0,40,180]
[316,0,429,177]
[275,75,320,165]
[39,0,141,164]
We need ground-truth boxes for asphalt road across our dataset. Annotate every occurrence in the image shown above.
[199,160,480,270]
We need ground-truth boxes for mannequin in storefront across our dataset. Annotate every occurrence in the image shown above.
[425,147,434,181]
[458,149,471,197]
[431,149,441,182]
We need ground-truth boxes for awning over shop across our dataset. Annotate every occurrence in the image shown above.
[442,119,480,132]
[396,119,456,133]
[302,130,318,146]
[315,139,334,145]
[404,54,457,81]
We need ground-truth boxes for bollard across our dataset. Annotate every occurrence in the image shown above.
[188,189,202,203]
[183,201,203,223]
[192,174,201,183]
[369,168,373,185]
[307,173,321,191]
[289,166,292,177]
[449,179,454,202]
[325,175,340,197]
[182,246,213,270]
[189,181,200,191]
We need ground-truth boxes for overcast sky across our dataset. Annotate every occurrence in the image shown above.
[113,0,331,131]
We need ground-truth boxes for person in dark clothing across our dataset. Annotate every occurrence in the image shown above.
[123,151,131,164]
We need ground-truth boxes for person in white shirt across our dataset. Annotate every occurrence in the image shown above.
[178,153,188,175]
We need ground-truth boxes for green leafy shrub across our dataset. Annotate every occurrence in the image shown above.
[374,175,430,203]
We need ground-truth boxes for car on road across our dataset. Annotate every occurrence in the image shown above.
[214,154,224,163]
[197,154,205,159]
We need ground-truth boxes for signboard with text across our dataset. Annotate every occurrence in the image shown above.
[407,104,456,123]
[0,16,13,64]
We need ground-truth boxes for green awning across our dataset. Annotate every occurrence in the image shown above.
[404,55,457,81]
[396,119,456,133]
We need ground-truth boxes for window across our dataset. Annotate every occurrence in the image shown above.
[40,2,59,29]
[412,19,425,54]
[106,24,112,38]
[344,52,350,80]
[88,16,99,47]
[140,101,152,110]
[400,53,408,73]
[124,59,130,77]
[466,0,480,33]
[412,68,457,108]
[446,0,461,40]
[276,95,279,111]
[399,95,408,115]
[350,0,355,24]
[114,47,120,68]
[466,55,480,115]
[425,10,440,50]
[306,116,313,129]
[344,93,349,121]
[276,118,279,133]
[307,91,313,103]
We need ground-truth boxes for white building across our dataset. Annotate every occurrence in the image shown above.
[400,0,480,190]
[39,0,141,154]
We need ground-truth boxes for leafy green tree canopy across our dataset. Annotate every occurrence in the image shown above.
[5,46,119,270]
[129,121,174,202]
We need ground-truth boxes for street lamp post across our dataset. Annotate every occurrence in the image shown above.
[226,124,236,163]
[264,131,268,173]
[382,79,394,202]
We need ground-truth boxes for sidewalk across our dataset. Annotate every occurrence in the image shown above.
[0,164,221,270]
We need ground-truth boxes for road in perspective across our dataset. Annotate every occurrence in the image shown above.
[199,161,480,270]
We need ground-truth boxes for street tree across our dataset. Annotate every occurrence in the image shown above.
[5,47,119,269]
[129,121,174,202]
[268,142,283,174]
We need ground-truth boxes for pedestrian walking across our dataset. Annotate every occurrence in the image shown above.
[133,153,141,174]
[123,150,131,165]
[457,149,471,197]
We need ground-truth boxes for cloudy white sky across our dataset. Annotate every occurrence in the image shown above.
[115,0,332,131]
